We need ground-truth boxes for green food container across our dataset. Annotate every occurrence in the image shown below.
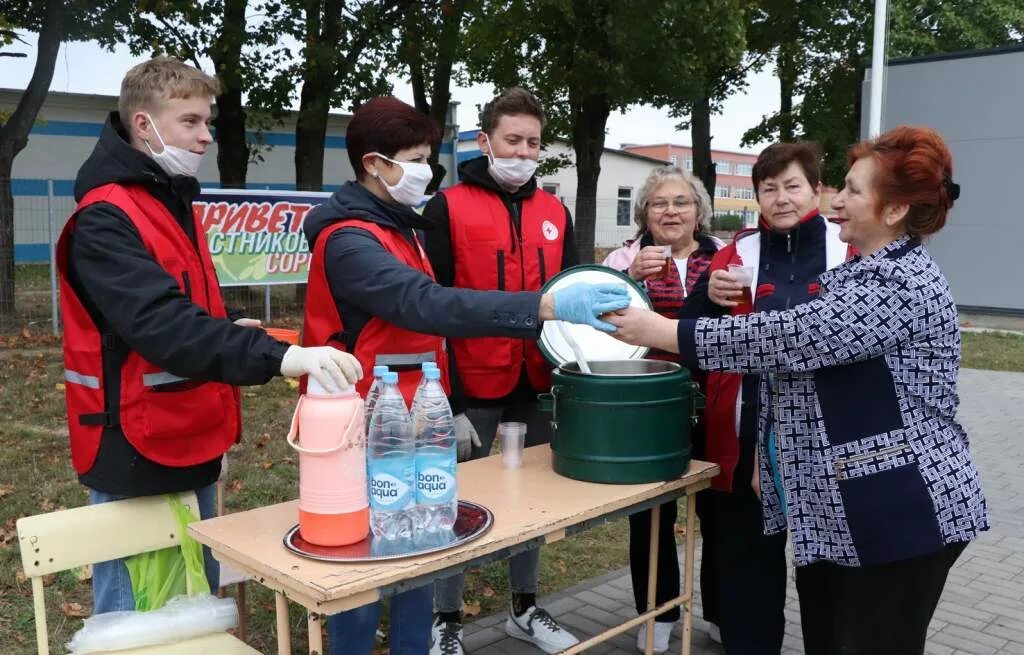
[537,265,702,484]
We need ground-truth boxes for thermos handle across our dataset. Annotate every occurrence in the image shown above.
[688,382,706,425]
[285,396,365,455]
[537,386,562,431]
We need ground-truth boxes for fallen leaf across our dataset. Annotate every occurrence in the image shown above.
[227,479,245,493]
[481,585,495,598]
[62,602,89,618]
[463,600,481,618]
[261,461,273,470]
[557,560,567,574]
[285,378,299,389]
[1,518,17,546]
[55,383,65,391]
[42,573,56,587]
[40,497,55,512]
[15,569,26,584]
[0,483,13,499]
[281,456,296,465]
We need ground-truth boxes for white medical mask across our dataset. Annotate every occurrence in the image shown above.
[485,134,539,191]
[143,113,204,178]
[372,153,433,207]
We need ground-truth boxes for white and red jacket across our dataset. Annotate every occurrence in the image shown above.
[57,183,241,474]
[703,216,853,491]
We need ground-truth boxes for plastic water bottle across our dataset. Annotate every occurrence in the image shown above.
[410,362,439,416]
[366,372,415,540]
[363,365,389,434]
[413,368,458,532]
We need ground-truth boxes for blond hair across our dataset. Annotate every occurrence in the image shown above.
[118,56,220,119]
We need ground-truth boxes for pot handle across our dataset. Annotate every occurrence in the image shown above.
[537,386,562,431]
[688,382,706,425]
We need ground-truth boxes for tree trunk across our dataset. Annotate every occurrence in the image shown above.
[293,0,343,192]
[211,0,249,188]
[570,93,611,264]
[691,85,716,212]
[424,0,465,192]
[0,0,62,322]
[778,44,797,142]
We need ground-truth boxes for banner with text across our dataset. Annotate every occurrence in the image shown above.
[195,188,332,286]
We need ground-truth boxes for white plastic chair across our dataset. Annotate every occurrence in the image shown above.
[16,491,260,655]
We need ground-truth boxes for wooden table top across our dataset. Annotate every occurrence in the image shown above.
[190,445,717,612]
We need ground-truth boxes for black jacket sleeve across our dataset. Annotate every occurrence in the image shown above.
[325,228,542,339]
[422,194,456,287]
[68,203,290,385]
[560,205,579,269]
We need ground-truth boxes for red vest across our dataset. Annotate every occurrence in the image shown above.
[302,219,450,405]
[57,184,241,474]
[441,184,566,398]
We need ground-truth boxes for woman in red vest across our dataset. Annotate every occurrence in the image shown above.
[602,165,722,653]
[304,97,629,655]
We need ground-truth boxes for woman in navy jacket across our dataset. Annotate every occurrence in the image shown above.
[606,126,987,655]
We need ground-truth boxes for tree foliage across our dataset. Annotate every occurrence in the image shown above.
[742,0,1024,185]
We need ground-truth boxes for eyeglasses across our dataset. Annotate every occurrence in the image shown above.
[648,197,696,212]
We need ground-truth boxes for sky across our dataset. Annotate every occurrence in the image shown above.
[0,35,780,154]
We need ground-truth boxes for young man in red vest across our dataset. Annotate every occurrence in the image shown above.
[423,88,579,655]
[57,57,359,614]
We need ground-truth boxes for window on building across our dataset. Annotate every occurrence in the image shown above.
[731,186,754,200]
[670,155,678,166]
[684,158,693,171]
[735,163,753,176]
[542,183,560,196]
[715,185,730,199]
[617,187,632,226]
[714,160,731,174]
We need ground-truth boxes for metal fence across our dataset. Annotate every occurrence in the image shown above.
[4,184,661,334]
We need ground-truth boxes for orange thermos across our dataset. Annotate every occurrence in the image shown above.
[286,377,369,546]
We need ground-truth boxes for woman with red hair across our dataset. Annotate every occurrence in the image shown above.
[606,126,988,654]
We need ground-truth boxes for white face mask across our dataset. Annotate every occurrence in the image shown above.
[372,153,433,206]
[485,133,539,191]
[143,113,204,178]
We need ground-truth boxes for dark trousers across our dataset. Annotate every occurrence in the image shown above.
[698,487,787,655]
[628,500,681,622]
[796,542,967,655]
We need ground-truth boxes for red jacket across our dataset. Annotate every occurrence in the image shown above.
[302,219,450,405]
[57,183,241,474]
[441,184,565,398]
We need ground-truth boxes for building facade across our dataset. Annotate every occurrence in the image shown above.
[621,144,761,224]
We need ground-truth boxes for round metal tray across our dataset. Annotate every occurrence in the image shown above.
[283,500,493,562]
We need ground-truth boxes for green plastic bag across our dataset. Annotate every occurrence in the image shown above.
[125,495,211,611]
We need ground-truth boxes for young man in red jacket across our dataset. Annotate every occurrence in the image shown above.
[59,56,358,614]
[423,88,579,655]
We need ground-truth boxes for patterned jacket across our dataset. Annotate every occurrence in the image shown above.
[677,235,989,567]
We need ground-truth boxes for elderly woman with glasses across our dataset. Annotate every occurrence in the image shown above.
[603,165,722,652]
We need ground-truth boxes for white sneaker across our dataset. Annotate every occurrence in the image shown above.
[707,622,722,644]
[636,622,672,653]
[430,618,464,655]
[505,605,580,654]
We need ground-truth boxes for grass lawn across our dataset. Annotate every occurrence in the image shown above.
[0,329,1020,652]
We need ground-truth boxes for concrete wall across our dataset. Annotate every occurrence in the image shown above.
[862,47,1024,312]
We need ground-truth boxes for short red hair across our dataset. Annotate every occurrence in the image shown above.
[848,126,956,238]
[346,97,441,181]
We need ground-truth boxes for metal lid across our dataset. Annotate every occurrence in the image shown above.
[538,264,652,368]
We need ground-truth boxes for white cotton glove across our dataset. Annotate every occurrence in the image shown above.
[280,345,362,393]
[454,413,481,462]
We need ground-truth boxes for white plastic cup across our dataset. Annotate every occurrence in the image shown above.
[497,422,527,469]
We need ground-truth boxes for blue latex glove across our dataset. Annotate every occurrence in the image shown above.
[552,283,631,333]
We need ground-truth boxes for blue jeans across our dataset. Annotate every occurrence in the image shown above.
[327,585,432,655]
[89,484,220,613]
